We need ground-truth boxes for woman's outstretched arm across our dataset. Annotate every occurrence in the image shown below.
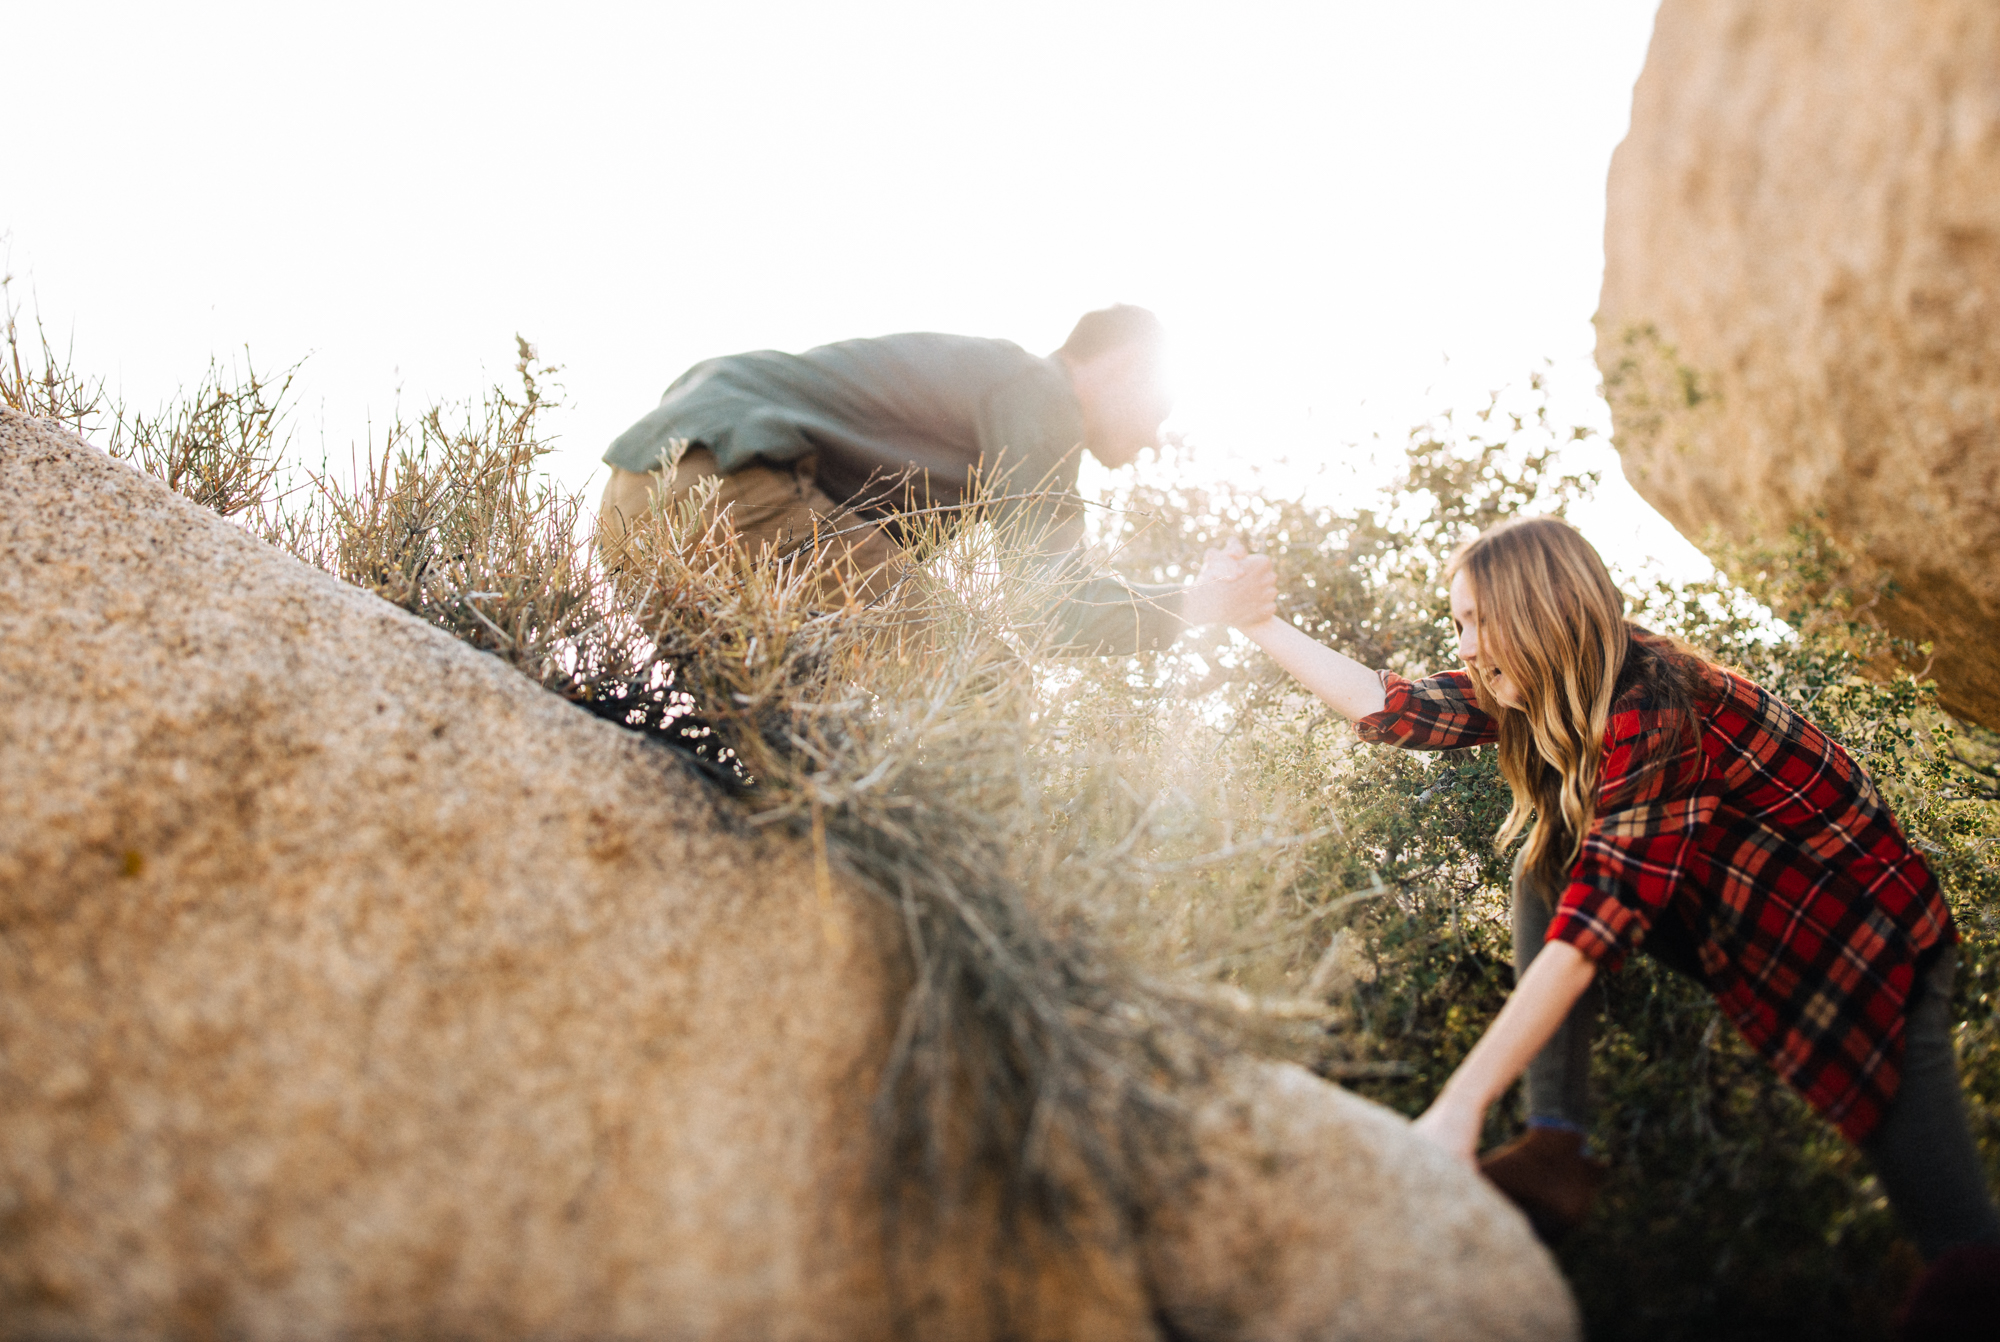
[1236,617,1388,721]
[1194,543,1388,721]
[1411,941,1598,1161]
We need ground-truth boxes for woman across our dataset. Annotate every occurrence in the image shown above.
[1201,516,1999,1262]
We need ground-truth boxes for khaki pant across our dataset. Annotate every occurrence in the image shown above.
[597,448,906,607]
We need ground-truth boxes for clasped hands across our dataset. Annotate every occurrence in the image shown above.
[1181,537,1278,630]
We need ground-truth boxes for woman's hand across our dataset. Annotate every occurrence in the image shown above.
[1182,537,1277,630]
[1408,941,1598,1166]
[1411,1091,1486,1165]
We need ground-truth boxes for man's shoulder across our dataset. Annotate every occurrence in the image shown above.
[813,331,1031,356]
[801,332,1051,380]
[678,334,1063,402]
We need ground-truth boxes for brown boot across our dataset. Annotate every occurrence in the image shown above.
[1478,1127,1608,1246]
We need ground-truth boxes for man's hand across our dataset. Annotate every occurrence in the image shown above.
[1183,538,1277,629]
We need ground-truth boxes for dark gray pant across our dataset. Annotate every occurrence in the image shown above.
[1511,854,2000,1260]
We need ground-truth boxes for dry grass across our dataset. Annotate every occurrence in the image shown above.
[2,274,107,435]
[593,449,1358,1237]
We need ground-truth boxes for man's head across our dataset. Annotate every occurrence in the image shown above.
[1056,305,1172,468]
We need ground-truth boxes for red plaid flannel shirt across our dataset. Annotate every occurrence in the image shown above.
[1355,648,1954,1143]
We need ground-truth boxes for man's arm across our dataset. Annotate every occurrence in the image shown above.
[1036,561,1269,656]
[973,370,1193,655]
[1041,537,1284,655]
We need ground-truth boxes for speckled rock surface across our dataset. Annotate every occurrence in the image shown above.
[0,409,1576,1341]
[1598,0,2000,726]
[1146,1060,1579,1342]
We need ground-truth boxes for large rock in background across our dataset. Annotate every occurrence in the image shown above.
[0,408,1577,1341]
[1598,0,2000,726]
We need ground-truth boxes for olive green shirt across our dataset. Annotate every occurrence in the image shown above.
[604,333,1185,654]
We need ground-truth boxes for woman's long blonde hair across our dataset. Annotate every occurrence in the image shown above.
[1445,517,1651,882]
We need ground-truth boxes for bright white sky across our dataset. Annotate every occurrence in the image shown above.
[3,0,1703,578]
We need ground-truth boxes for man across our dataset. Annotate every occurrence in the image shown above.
[597,305,1247,654]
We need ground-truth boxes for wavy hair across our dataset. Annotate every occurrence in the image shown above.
[1447,516,1706,885]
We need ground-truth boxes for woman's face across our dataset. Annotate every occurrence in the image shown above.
[1450,569,1527,710]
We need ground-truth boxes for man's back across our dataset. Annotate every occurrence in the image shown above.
[604,333,1086,520]
[598,310,1196,655]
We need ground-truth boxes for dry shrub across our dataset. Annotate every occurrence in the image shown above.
[103,357,294,519]
[1,274,106,434]
[594,456,1331,1244]
[2,274,292,517]
[271,340,631,699]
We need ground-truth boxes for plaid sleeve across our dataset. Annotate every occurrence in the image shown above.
[1545,704,1714,970]
[1353,670,1498,751]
